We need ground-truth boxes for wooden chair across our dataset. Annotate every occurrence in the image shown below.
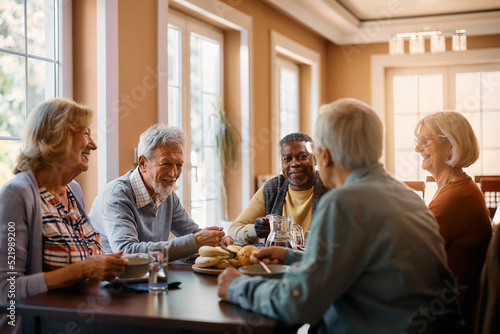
[404,181,425,199]
[476,176,500,219]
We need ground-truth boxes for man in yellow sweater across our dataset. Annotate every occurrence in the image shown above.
[228,133,329,245]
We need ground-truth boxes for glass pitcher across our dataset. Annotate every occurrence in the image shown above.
[265,214,304,250]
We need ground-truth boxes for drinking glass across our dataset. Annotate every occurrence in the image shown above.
[147,245,168,294]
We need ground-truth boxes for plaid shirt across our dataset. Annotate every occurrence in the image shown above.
[129,167,167,209]
[40,186,102,271]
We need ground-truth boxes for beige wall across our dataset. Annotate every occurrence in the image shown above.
[223,30,243,218]
[117,0,158,174]
[222,0,329,180]
[72,0,500,216]
[73,0,98,209]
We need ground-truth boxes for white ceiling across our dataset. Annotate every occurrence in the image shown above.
[263,0,500,44]
[337,0,500,20]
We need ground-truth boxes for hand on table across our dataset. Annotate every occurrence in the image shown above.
[83,251,129,281]
[220,235,234,246]
[217,267,242,301]
[195,226,226,247]
[254,217,271,238]
[250,246,286,265]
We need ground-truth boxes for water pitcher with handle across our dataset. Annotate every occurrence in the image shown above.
[265,214,304,250]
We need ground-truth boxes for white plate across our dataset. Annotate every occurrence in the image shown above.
[238,264,289,278]
[191,265,224,275]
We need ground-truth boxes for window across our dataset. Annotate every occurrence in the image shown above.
[388,63,500,185]
[168,11,223,228]
[454,68,500,177]
[391,70,445,181]
[277,56,299,141]
[270,31,320,173]
[0,0,66,186]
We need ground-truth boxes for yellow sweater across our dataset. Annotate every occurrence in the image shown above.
[228,185,314,245]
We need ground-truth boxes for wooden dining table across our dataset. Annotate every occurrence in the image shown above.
[3,260,298,334]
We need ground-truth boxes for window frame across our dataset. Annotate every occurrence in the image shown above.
[157,0,254,216]
[0,0,71,186]
[276,55,300,140]
[167,9,224,224]
[372,48,500,174]
[270,30,321,173]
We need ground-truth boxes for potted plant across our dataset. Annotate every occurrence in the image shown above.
[212,100,241,219]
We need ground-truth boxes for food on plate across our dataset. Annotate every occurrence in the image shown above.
[227,245,242,253]
[193,245,260,270]
[237,245,259,267]
[199,245,233,258]
[194,256,221,268]
[194,245,241,269]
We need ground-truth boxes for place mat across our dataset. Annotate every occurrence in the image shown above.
[104,280,181,293]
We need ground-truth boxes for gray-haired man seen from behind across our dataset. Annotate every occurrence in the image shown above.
[90,124,232,260]
[218,99,465,333]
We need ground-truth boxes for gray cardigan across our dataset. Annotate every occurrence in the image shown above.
[0,170,89,303]
[89,170,201,260]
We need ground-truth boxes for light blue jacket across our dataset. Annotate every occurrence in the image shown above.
[227,164,465,334]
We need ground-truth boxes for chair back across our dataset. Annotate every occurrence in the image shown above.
[476,176,500,219]
[403,181,425,199]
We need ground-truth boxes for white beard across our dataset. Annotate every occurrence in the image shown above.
[154,183,174,197]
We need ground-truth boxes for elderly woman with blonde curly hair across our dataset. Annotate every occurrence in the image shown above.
[414,111,492,331]
[0,99,128,313]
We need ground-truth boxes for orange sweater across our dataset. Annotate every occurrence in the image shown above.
[429,173,492,329]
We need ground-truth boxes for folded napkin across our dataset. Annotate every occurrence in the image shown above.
[105,281,181,293]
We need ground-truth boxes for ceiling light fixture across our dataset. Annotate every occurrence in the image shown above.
[409,33,425,55]
[430,32,446,53]
[388,30,467,55]
[389,35,404,55]
[452,29,467,52]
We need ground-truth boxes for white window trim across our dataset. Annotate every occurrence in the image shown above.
[371,47,500,174]
[96,0,120,192]
[158,0,254,206]
[270,30,320,173]
[60,0,73,98]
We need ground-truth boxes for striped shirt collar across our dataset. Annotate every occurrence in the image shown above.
[130,167,167,209]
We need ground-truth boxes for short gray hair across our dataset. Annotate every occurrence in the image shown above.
[313,98,383,169]
[279,133,313,153]
[137,124,187,160]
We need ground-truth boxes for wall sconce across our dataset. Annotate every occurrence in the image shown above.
[389,30,467,55]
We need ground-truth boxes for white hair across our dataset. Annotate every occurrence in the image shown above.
[313,98,383,169]
[137,124,186,160]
